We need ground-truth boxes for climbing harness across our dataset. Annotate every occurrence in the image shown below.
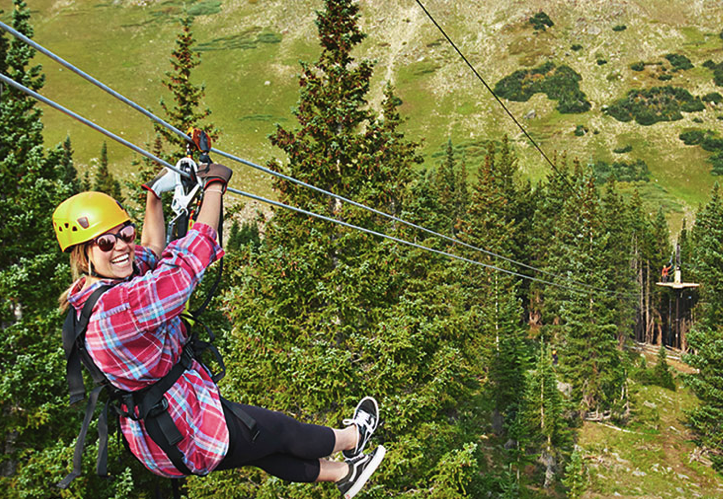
[58,283,258,488]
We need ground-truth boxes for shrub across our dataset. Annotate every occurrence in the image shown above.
[702,133,723,152]
[679,130,723,175]
[606,86,704,125]
[613,144,633,153]
[574,124,588,136]
[710,151,723,175]
[658,74,673,81]
[530,11,554,31]
[665,53,694,71]
[693,117,704,123]
[630,61,645,71]
[652,346,676,391]
[597,59,607,65]
[494,62,591,113]
[702,59,723,86]
[593,159,650,183]
[703,92,723,103]
[571,44,583,51]
[612,24,627,32]
[680,129,705,145]
[186,0,222,16]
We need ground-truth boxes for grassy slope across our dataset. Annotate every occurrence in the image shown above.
[579,350,723,498]
[14,0,723,227]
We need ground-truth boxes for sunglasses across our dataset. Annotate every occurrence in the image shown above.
[92,224,136,252]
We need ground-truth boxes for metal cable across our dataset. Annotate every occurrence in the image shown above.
[0,20,603,293]
[0,71,610,297]
[412,0,577,194]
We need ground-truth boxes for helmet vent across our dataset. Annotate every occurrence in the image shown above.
[72,226,78,232]
[77,217,89,229]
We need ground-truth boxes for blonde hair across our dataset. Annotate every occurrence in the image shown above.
[58,244,92,313]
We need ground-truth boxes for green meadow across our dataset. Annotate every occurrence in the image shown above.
[10,0,723,227]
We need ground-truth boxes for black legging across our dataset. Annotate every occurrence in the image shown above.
[214,401,336,482]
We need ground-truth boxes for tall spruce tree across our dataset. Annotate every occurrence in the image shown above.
[155,14,216,160]
[456,141,526,429]
[193,2,489,497]
[600,181,636,347]
[545,170,626,417]
[684,183,723,471]
[511,342,566,489]
[92,142,123,201]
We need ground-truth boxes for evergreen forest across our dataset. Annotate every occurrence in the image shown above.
[3,1,723,498]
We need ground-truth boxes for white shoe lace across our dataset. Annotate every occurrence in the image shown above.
[343,409,376,452]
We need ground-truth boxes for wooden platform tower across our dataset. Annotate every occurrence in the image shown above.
[656,244,699,352]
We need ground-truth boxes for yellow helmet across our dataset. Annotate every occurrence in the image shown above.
[53,192,130,252]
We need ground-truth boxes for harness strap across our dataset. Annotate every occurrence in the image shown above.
[62,286,113,405]
[144,412,193,476]
[221,398,259,441]
[58,385,103,489]
[97,400,110,477]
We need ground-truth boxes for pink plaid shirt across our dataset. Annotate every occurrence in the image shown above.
[67,223,229,478]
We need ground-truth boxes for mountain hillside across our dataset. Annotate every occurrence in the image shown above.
[10,0,723,228]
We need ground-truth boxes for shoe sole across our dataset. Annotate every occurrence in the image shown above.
[344,445,386,499]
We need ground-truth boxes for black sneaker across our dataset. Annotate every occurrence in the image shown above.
[336,446,386,499]
[343,396,379,459]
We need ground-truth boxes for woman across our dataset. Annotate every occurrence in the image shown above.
[53,164,384,498]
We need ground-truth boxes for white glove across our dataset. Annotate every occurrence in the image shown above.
[142,168,177,199]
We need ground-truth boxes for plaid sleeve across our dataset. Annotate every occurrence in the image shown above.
[126,223,224,332]
[134,245,159,275]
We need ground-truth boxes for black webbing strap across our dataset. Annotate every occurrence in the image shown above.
[221,398,259,442]
[58,385,103,489]
[144,413,193,476]
[62,285,113,405]
[97,400,110,477]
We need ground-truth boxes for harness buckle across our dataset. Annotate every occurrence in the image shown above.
[148,396,169,418]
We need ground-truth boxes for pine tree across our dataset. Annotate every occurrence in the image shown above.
[92,142,123,202]
[546,170,625,418]
[562,446,587,498]
[600,181,637,347]
[653,345,676,390]
[201,2,484,496]
[512,342,566,488]
[458,141,515,256]
[0,0,48,267]
[155,14,216,160]
[528,154,571,323]
[486,277,529,430]
[684,183,723,472]
[690,183,723,327]
[436,139,458,234]
[56,136,80,193]
[227,218,261,252]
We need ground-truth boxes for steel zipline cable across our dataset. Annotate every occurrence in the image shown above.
[0,20,606,294]
[412,0,577,195]
[0,71,611,298]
